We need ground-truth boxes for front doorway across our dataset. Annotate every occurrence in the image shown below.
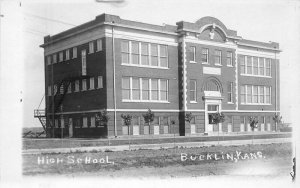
[208,105,219,132]
[204,92,223,134]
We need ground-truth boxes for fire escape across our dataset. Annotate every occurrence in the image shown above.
[34,72,89,137]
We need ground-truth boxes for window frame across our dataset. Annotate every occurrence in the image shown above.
[66,49,70,61]
[89,41,94,54]
[201,48,209,64]
[190,46,196,63]
[121,40,169,69]
[96,39,103,52]
[189,80,197,102]
[72,47,77,59]
[214,50,222,65]
[228,82,233,103]
[122,77,169,103]
[97,76,103,89]
[226,51,233,66]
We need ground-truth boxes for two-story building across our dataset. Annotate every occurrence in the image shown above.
[35,13,280,138]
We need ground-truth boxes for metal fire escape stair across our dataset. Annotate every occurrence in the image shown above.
[34,74,90,132]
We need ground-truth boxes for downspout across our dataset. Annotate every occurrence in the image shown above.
[112,22,117,137]
[51,54,54,137]
[274,51,278,131]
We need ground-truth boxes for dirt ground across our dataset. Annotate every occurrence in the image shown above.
[22,143,294,178]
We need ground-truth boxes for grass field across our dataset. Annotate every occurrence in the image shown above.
[23,143,293,178]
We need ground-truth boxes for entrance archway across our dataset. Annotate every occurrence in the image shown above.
[202,77,223,134]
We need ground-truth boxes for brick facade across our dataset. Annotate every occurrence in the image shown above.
[39,14,280,138]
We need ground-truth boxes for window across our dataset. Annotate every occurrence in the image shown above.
[151,79,159,100]
[190,80,197,102]
[201,48,208,63]
[59,52,63,62]
[241,85,271,104]
[53,54,57,64]
[89,42,94,54]
[151,44,158,66]
[241,56,272,77]
[47,56,51,65]
[97,76,103,88]
[208,105,218,111]
[81,50,86,76]
[160,45,168,68]
[83,117,88,127]
[122,77,130,100]
[228,82,233,103]
[53,84,57,95]
[67,83,72,93]
[162,117,169,134]
[141,43,149,66]
[240,55,245,74]
[89,77,94,90]
[48,85,52,96]
[122,41,168,68]
[240,116,245,124]
[259,57,264,75]
[131,42,139,65]
[240,85,246,104]
[90,117,95,127]
[73,47,77,58]
[82,79,87,91]
[132,78,140,100]
[266,87,271,104]
[55,119,58,128]
[122,77,168,102]
[259,86,264,103]
[246,56,252,74]
[253,86,258,103]
[66,49,70,60]
[190,46,196,62]
[226,52,233,66]
[97,39,102,51]
[75,80,79,92]
[253,57,258,75]
[142,78,150,100]
[246,85,252,103]
[121,40,129,64]
[160,79,168,101]
[59,84,64,94]
[214,50,222,65]
[266,59,271,76]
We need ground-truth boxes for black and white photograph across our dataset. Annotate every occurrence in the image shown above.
[0,0,299,187]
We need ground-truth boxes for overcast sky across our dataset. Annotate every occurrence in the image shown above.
[6,0,299,127]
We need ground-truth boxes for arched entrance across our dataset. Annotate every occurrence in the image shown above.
[202,77,224,134]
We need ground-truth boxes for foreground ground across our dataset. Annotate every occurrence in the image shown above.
[23,142,293,178]
[23,132,291,150]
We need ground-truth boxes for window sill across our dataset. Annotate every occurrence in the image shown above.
[190,101,197,103]
[122,100,170,103]
[96,50,103,52]
[121,63,169,70]
[240,103,272,105]
[88,52,94,54]
[215,64,222,67]
[189,61,197,64]
[227,102,234,104]
[240,74,272,78]
[227,65,234,68]
[202,62,209,65]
